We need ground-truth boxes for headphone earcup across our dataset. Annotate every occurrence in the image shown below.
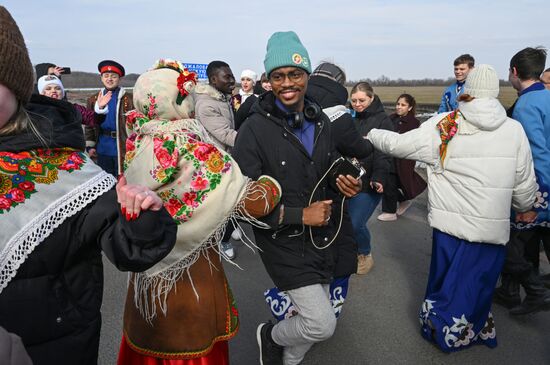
[288,112,303,129]
[303,102,322,121]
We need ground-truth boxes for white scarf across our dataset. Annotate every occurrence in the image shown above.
[239,88,254,103]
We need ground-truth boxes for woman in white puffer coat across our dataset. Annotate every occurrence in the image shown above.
[367,64,537,353]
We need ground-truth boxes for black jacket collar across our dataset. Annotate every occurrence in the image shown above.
[0,95,85,152]
[355,95,385,120]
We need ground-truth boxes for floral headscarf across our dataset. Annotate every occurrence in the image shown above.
[130,60,197,125]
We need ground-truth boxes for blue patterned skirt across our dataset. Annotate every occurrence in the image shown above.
[419,229,505,352]
[264,276,350,321]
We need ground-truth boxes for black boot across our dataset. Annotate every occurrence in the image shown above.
[493,273,521,308]
[510,271,550,315]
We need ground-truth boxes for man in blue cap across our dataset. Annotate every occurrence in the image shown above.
[86,60,133,176]
[233,31,361,365]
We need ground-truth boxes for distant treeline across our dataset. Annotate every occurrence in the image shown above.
[58,71,140,88]
[57,71,512,88]
[345,75,511,87]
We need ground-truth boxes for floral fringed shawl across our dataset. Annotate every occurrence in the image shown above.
[123,67,275,322]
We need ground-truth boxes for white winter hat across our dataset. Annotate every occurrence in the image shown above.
[463,64,499,99]
[240,69,257,81]
[37,75,65,98]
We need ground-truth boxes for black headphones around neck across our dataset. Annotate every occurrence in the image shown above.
[287,101,322,129]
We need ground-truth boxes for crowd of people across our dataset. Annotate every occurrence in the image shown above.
[1,5,550,365]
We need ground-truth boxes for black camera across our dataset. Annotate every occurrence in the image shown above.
[328,157,365,191]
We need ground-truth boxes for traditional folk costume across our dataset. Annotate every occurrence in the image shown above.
[85,60,134,176]
[0,95,178,365]
[367,65,537,352]
[117,60,281,365]
[0,8,177,364]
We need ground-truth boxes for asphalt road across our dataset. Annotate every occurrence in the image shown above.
[99,191,550,364]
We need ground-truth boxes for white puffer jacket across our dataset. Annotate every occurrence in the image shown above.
[368,98,537,244]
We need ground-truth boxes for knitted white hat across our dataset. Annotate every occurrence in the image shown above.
[240,69,257,81]
[37,75,65,98]
[464,64,499,99]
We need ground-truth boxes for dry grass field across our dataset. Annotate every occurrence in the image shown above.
[361,85,517,109]
[68,86,518,112]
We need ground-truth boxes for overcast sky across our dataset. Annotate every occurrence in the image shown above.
[5,0,549,81]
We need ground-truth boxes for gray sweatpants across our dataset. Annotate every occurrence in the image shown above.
[271,283,337,365]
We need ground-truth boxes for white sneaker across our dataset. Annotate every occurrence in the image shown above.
[397,201,412,216]
[377,212,397,221]
[231,228,242,241]
[221,241,235,260]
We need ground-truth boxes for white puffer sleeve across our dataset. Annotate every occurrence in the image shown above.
[367,117,439,165]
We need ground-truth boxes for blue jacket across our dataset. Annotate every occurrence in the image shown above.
[438,81,465,113]
[512,83,550,227]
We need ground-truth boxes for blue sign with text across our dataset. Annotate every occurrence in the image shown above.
[183,63,208,81]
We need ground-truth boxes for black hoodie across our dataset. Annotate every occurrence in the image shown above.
[353,95,394,190]
[307,75,373,159]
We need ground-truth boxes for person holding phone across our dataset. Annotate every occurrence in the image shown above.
[37,74,111,128]
[33,62,70,96]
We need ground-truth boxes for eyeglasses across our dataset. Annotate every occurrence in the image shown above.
[269,70,306,84]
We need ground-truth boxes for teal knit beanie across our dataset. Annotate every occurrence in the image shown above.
[264,31,312,77]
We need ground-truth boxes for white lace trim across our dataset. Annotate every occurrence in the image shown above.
[0,171,116,294]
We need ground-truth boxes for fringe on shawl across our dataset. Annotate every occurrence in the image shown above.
[132,179,272,323]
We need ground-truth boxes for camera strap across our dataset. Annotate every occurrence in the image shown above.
[307,158,347,250]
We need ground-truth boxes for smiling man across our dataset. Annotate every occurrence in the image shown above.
[85,60,133,176]
[233,31,361,365]
[438,54,475,113]
[194,60,239,260]
[195,61,237,151]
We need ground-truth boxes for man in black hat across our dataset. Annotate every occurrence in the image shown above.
[85,60,133,176]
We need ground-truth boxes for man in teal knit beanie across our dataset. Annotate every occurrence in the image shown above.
[233,31,362,365]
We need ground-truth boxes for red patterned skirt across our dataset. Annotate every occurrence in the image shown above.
[118,336,229,365]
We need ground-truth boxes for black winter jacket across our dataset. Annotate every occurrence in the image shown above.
[307,76,373,159]
[233,92,357,290]
[353,95,394,191]
[234,93,259,130]
[0,96,177,365]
